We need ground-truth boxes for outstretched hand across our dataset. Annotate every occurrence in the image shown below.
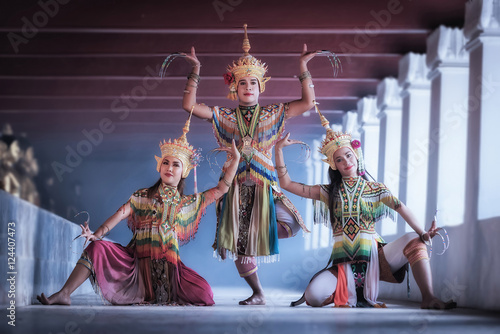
[421,220,441,242]
[78,221,95,248]
[299,44,320,64]
[276,133,305,150]
[427,220,441,239]
[214,139,240,161]
[181,46,201,68]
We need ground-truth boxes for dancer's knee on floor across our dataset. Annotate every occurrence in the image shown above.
[304,288,331,307]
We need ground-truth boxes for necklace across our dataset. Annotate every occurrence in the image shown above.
[159,184,180,205]
[338,177,365,243]
[236,104,260,163]
[340,177,363,218]
[158,184,181,233]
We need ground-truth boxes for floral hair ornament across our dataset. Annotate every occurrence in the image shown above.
[155,107,201,183]
[314,101,365,175]
[225,24,271,101]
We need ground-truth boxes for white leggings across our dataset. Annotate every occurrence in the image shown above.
[304,232,418,307]
[275,201,302,237]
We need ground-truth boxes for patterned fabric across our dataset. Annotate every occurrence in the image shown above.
[211,103,307,261]
[150,259,174,304]
[127,184,215,265]
[315,177,401,265]
[352,262,367,289]
[237,184,256,254]
[211,103,287,187]
[240,105,255,122]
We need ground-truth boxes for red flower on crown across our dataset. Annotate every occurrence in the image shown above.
[223,72,234,85]
[351,140,361,149]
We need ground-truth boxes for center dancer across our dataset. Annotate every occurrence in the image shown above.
[179,25,320,305]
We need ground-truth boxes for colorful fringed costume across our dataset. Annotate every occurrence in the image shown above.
[310,177,409,307]
[287,108,437,308]
[212,103,308,261]
[78,184,217,305]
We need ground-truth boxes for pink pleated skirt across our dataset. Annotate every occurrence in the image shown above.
[79,240,214,306]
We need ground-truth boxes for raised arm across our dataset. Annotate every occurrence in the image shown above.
[79,203,131,246]
[181,46,213,121]
[286,44,318,119]
[275,133,320,200]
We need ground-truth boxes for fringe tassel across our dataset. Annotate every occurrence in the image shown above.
[211,250,280,264]
[360,194,397,225]
[227,90,237,101]
[313,199,331,228]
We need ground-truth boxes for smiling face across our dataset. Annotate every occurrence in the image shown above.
[332,147,358,178]
[237,76,260,106]
[159,156,183,187]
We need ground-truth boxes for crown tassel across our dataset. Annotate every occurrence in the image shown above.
[314,101,334,136]
[242,23,250,56]
[227,83,238,101]
[178,107,194,144]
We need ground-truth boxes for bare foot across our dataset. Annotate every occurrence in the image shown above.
[421,298,457,310]
[36,292,71,306]
[239,292,266,305]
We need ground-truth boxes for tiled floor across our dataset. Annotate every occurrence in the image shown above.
[4,288,500,334]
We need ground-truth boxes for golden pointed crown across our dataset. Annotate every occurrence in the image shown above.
[224,24,271,100]
[155,110,199,178]
[315,102,361,170]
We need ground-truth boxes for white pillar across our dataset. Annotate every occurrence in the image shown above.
[342,110,360,140]
[376,78,402,192]
[357,96,380,180]
[331,123,343,132]
[376,78,402,237]
[426,26,470,226]
[398,53,431,231]
[464,0,500,220]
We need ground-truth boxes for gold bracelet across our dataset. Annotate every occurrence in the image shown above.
[299,71,311,83]
[187,73,201,84]
[278,170,288,178]
[98,226,110,240]
[222,178,231,187]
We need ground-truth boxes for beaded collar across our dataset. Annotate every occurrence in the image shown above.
[159,183,180,205]
[342,176,362,192]
[239,104,258,122]
[339,176,365,218]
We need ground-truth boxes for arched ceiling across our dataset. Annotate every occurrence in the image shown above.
[1,0,466,142]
